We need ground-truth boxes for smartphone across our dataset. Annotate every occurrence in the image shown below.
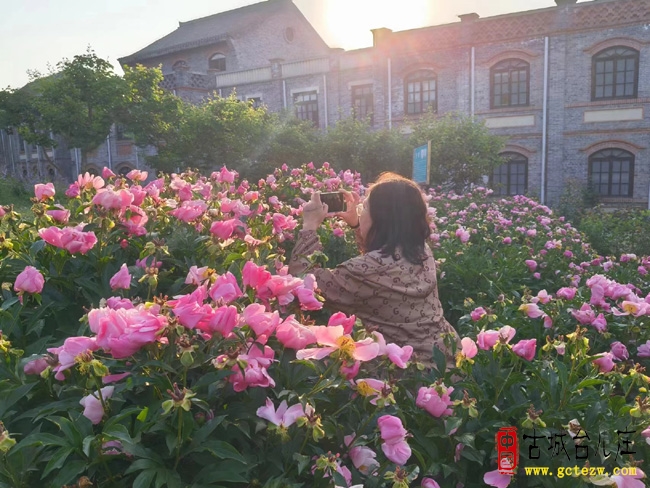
[320,192,345,213]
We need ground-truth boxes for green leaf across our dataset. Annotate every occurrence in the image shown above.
[0,383,36,417]
[194,462,249,483]
[133,469,157,488]
[30,239,46,255]
[49,460,87,487]
[576,378,607,389]
[195,440,246,463]
[41,446,74,478]
[292,453,310,475]
[0,297,19,311]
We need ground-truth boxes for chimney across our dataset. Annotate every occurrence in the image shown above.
[459,13,480,22]
[371,28,393,47]
[555,0,578,5]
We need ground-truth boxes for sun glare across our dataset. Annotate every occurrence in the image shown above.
[324,0,435,49]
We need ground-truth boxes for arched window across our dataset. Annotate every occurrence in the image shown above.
[172,60,188,70]
[592,47,639,100]
[490,152,528,196]
[589,148,634,197]
[208,53,226,72]
[490,59,529,108]
[405,70,436,114]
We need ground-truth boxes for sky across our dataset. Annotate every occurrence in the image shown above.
[0,0,588,89]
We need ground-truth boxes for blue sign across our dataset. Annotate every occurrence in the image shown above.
[413,142,430,184]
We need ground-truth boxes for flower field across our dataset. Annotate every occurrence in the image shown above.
[0,164,648,488]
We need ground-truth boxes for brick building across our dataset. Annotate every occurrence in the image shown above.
[2,0,649,207]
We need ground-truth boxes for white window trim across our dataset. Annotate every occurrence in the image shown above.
[347,80,374,90]
[290,86,319,97]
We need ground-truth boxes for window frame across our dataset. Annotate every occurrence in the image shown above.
[208,53,226,72]
[351,84,374,124]
[490,152,528,196]
[490,59,530,109]
[588,148,635,198]
[591,46,639,101]
[293,91,319,126]
[404,70,437,115]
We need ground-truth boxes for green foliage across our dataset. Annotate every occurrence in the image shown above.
[578,206,650,257]
[319,117,411,182]
[554,178,599,226]
[0,177,31,214]
[151,93,271,173]
[408,112,506,192]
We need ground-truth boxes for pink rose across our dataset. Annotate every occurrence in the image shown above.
[477,329,500,350]
[593,352,616,373]
[34,182,55,201]
[256,398,304,428]
[512,338,537,361]
[327,312,356,335]
[422,479,441,488]
[46,208,70,224]
[92,188,134,210]
[385,343,413,368]
[14,266,45,294]
[525,260,537,272]
[484,469,512,488]
[47,336,99,380]
[209,272,243,304]
[470,307,487,321]
[243,303,280,343]
[242,261,271,290]
[637,340,650,358]
[24,357,49,375]
[79,386,114,424]
[275,315,317,349]
[610,341,629,361]
[460,337,478,359]
[377,415,411,465]
[416,384,454,418]
[109,264,131,291]
[169,200,208,222]
[197,305,239,337]
[102,167,116,179]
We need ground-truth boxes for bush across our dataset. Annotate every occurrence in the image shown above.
[578,206,650,257]
[0,168,648,488]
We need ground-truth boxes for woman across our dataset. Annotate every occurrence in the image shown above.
[288,172,459,367]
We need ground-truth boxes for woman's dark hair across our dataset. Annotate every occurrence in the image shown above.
[364,172,430,265]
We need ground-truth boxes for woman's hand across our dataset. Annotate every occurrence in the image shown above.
[335,190,360,228]
[301,192,328,231]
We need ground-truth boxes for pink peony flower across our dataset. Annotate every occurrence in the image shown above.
[271,213,297,235]
[593,352,616,373]
[185,266,210,285]
[484,469,512,488]
[296,325,380,362]
[225,344,275,392]
[38,225,97,254]
[14,266,45,294]
[519,303,544,318]
[243,303,280,343]
[102,167,116,179]
[47,336,99,380]
[555,287,578,300]
[327,312,356,335]
[344,435,379,475]
[46,208,70,224]
[637,340,650,358]
[24,357,49,376]
[377,415,411,465]
[460,337,478,359]
[611,468,645,488]
[79,386,114,424]
[470,307,487,321]
[169,200,208,222]
[256,274,303,305]
[242,261,272,289]
[210,219,245,240]
[102,372,131,384]
[109,264,131,291]
[126,169,148,182]
[512,339,537,361]
[610,341,629,361]
[571,303,596,325]
[385,343,413,368]
[88,304,167,359]
[525,260,537,272]
[197,305,239,337]
[208,272,243,304]
[294,274,323,311]
[256,398,305,428]
[34,182,55,201]
[421,479,441,488]
[275,315,317,349]
[416,384,454,418]
[455,227,470,243]
[92,188,134,210]
[477,330,500,350]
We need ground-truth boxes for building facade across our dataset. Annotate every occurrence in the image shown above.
[2,0,649,207]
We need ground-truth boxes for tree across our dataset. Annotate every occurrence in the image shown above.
[35,51,127,161]
[150,93,272,173]
[408,112,506,192]
[318,116,411,183]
